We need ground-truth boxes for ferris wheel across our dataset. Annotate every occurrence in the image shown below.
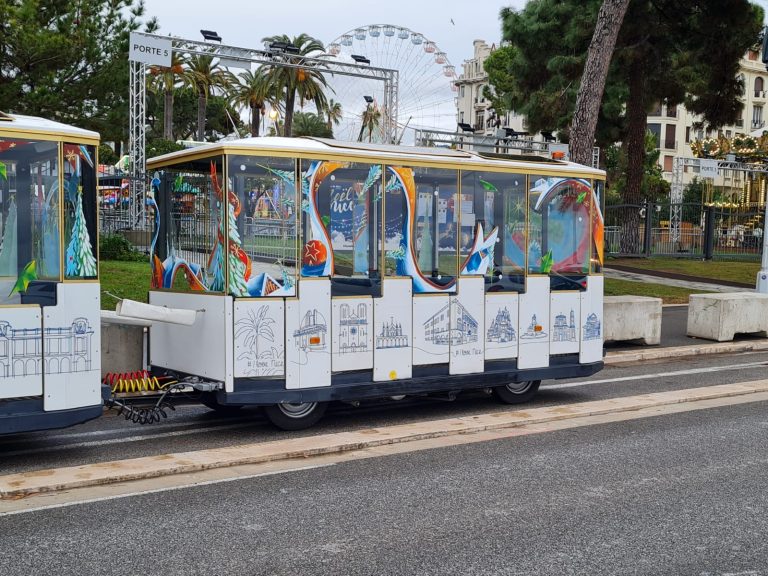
[325,24,458,145]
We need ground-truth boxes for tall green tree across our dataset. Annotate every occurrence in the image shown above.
[185,54,233,141]
[292,112,333,138]
[0,0,157,147]
[232,68,274,137]
[149,51,189,141]
[490,0,763,253]
[325,98,343,131]
[260,34,329,137]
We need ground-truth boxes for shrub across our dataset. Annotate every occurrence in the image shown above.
[100,233,147,262]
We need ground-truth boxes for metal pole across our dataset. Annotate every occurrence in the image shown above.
[756,201,768,292]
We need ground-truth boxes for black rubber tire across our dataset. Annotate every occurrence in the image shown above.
[263,401,328,431]
[199,392,243,415]
[492,380,541,404]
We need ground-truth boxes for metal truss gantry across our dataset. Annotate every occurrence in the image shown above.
[670,156,768,243]
[128,32,399,225]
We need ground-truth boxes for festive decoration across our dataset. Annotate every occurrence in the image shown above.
[691,133,768,161]
[301,239,328,276]
[65,187,98,277]
[0,161,6,180]
[8,260,36,297]
[0,197,17,276]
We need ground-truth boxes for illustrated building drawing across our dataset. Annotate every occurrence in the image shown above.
[338,303,368,354]
[423,300,478,346]
[552,309,577,342]
[487,306,516,343]
[376,317,408,349]
[520,314,548,340]
[583,312,601,341]
[0,318,94,377]
[293,309,327,350]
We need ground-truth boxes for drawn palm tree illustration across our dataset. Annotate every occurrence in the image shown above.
[235,305,276,359]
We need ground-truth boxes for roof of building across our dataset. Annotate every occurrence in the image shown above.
[0,112,99,142]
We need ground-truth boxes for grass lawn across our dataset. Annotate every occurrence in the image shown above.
[604,278,706,305]
[608,257,759,285]
[100,260,151,310]
[99,260,703,308]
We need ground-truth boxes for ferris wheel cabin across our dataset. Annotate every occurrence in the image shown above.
[0,112,105,435]
[146,137,605,429]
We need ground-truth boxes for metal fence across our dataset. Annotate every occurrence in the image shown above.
[605,202,764,260]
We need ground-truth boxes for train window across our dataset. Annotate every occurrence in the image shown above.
[460,170,526,291]
[63,143,98,279]
[592,180,605,273]
[227,155,297,297]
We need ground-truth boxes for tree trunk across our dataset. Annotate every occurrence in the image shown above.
[284,90,296,137]
[163,90,174,141]
[196,92,206,141]
[569,0,630,167]
[619,59,648,255]
[250,104,259,137]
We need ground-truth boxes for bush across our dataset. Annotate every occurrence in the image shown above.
[100,233,147,262]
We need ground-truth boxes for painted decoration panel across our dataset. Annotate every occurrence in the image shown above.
[285,279,331,389]
[234,300,285,378]
[550,292,581,355]
[485,293,519,360]
[373,278,412,381]
[580,275,604,364]
[149,291,233,391]
[412,295,450,366]
[44,283,101,411]
[517,276,550,370]
[450,277,485,375]
[332,297,373,372]
[0,306,43,400]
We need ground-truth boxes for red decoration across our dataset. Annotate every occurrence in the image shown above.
[302,240,327,266]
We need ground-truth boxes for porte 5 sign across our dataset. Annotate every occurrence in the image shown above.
[129,32,172,67]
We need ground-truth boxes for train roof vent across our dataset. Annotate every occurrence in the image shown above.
[476,151,566,164]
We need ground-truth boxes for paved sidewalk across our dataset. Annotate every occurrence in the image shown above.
[603,267,752,293]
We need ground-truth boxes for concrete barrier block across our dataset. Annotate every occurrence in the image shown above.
[687,292,768,342]
[603,295,662,345]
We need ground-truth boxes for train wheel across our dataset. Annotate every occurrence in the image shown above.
[263,401,328,431]
[492,380,541,404]
[199,392,243,416]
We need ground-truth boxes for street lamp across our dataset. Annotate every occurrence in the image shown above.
[200,29,222,43]
[269,109,280,136]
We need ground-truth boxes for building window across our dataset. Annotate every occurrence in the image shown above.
[475,111,484,129]
[685,127,691,143]
[753,105,764,129]
[756,77,764,98]
[667,104,677,118]
[650,102,662,116]
[459,111,464,123]
[460,85,465,97]
[749,50,759,61]
[663,155,673,172]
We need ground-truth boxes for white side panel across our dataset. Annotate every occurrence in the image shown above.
[0,306,43,399]
[234,300,285,378]
[149,292,232,390]
[518,276,550,370]
[485,293,519,360]
[550,292,581,355]
[373,278,412,381]
[332,297,373,372]
[580,275,604,364]
[285,279,331,389]
[450,277,485,375]
[412,295,450,366]
[44,283,101,410]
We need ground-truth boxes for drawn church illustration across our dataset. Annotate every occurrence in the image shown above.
[487,306,516,343]
[552,310,577,342]
[338,303,368,354]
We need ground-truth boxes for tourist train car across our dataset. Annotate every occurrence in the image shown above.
[0,112,104,434]
[146,138,605,430]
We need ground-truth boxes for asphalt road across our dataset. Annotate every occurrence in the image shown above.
[2,396,767,575]
[3,350,768,475]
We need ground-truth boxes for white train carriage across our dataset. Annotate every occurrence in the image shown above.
[146,138,605,429]
[0,112,104,434]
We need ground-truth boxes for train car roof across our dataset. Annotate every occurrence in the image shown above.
[0,111,100,143]
[147,136,605,178]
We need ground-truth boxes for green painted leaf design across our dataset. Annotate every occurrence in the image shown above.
[577,191,586,203]
[540,249,553,274]
[479,178,498,192]
[0,161,6,180]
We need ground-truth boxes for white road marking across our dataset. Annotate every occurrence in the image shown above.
[546,361,768,390]
[0,463,335,518]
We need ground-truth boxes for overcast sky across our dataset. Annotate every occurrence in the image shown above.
[141,0,527,67]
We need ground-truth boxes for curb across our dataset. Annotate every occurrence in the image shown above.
[605,339,768,364]
[3,380,768,499]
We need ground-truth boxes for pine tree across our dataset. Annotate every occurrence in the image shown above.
[227,200,248,296]
[65,189,97,277]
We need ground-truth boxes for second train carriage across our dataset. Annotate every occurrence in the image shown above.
[146,138,605,430]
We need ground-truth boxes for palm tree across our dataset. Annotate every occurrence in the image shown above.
[292,112,333,138]
[185,54,233,141]
[358,103,382,143]
[261,33,330,137]
[232,68,274,137]
[325,98,342,132]
[148,52,188,141]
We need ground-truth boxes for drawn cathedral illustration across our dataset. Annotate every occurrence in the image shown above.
[583,312,601,341]
[293,309,327,350]
[0,318,94,378]
[552,310,577,342]
[338,303,368,354]
[376,317,408,349]
[423,301,478,346]
[487,306,516,343]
